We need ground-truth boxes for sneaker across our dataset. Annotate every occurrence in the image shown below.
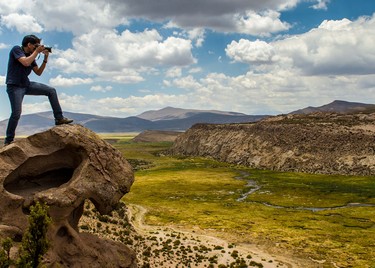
[55,117,74,125]
[3,141,13,146]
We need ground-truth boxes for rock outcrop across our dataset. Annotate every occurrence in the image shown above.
[132,130,182,143]
[170,112,375,175]
[0,124,136,267]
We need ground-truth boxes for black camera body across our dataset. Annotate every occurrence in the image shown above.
[36,44,52,53]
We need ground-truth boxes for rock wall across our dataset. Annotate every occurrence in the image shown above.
[170,113,375,175]
[0,124,137,267]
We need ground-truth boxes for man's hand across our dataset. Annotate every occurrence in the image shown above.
[36,44,46,53]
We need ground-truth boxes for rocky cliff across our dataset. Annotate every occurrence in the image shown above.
[170,112,375,175]
[0,125,137,267]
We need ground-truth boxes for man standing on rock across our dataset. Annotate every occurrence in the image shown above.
[4,34,73,146]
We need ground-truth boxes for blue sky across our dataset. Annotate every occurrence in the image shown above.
[0,0,375,120]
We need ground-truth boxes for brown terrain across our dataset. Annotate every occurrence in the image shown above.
[170,112,375,175]
[0,125,136,267]
[79,201,303,268]
[132,130,182,143]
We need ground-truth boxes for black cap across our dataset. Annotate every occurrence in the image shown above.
[22,35,41,47]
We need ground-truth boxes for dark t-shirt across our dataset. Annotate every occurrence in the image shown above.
[6,46,37,87]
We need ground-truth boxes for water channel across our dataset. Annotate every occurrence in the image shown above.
[235,171,375,212]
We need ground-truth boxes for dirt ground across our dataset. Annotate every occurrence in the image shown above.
[79,201,308,268]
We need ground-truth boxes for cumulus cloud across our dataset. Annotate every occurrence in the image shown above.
[0,13,43,33]
[90,85,112,92]
[52,28,195,83]
[226,39,277,64]
[311,0,330,10]
[107,0,299,21]
[166,67,182,78]
[49,75,93,87]
[0,0,127,35]
[0,0,299,36]
[186,28,205,47]
[227,15,375,76]
[234,10,290,36]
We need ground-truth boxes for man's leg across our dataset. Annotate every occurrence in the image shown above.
[27,82,73,125]
[5,86,25,144]
[27,82,64,119]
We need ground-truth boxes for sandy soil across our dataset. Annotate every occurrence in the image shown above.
[126,204,303,268]
[79,201,315,267]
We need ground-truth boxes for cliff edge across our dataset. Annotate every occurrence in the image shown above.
[170,112,375,175]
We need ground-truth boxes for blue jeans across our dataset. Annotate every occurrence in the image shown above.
[5,82,64,143]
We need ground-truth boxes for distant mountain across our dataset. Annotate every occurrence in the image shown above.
[136,106,246,121]
[2,101,372,136]
[290,100,375,114]
[0,108,266,135]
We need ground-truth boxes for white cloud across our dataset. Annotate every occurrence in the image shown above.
[0,0,323,39]
[311,0,330,10]
[90,85,112,92]
[166,67,182,78]
[49,75,93,87]
[187,28,205,47]
[0,13,43,33]
[227,15,375,76]
[172,75,203,92]
[71,94,188,117]
[0,0,127,35]
[189,67,202,74]
[53,28,196,83]
[0,1,34,14]
[0,0,297,37]
[226,39,277,64]
[0,43,8,49]
[234,10,290,36]
[0,75,5,85]
[105,0,297,36]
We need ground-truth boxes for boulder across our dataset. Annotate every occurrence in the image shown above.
[0,124,137,267]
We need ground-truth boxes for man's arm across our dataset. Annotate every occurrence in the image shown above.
[17,45,44,67]
[33,50,50,76]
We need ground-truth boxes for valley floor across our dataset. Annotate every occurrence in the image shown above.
[126,204,308,268]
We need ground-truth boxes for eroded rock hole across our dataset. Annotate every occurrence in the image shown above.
[3,148,82,198]
[5,168,74,197]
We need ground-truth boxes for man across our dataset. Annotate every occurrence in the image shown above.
[4,34,73,145]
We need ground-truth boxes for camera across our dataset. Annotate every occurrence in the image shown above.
[36,44,52,53]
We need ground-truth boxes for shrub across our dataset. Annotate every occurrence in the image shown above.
[0,237,13,267]
[17,202,52,268]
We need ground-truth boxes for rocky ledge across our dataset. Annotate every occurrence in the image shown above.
[170,112,375,175]
[0,124,136,267]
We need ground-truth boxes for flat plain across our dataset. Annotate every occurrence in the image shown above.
[101,134,375,267]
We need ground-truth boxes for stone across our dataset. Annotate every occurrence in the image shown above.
[0,124,137,267]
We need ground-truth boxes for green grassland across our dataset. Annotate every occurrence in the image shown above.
[104,134,375,267]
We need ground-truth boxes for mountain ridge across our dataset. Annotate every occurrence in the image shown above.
[0,100,373,135]
[290,100,375,114]
[136,106,246,121]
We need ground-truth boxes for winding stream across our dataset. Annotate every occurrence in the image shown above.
[235,171,375,212]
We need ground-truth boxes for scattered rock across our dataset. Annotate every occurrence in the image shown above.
[0,124,137,267]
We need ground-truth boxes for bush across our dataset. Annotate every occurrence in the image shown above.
[0,237,13,267]
[17,202,52,268]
